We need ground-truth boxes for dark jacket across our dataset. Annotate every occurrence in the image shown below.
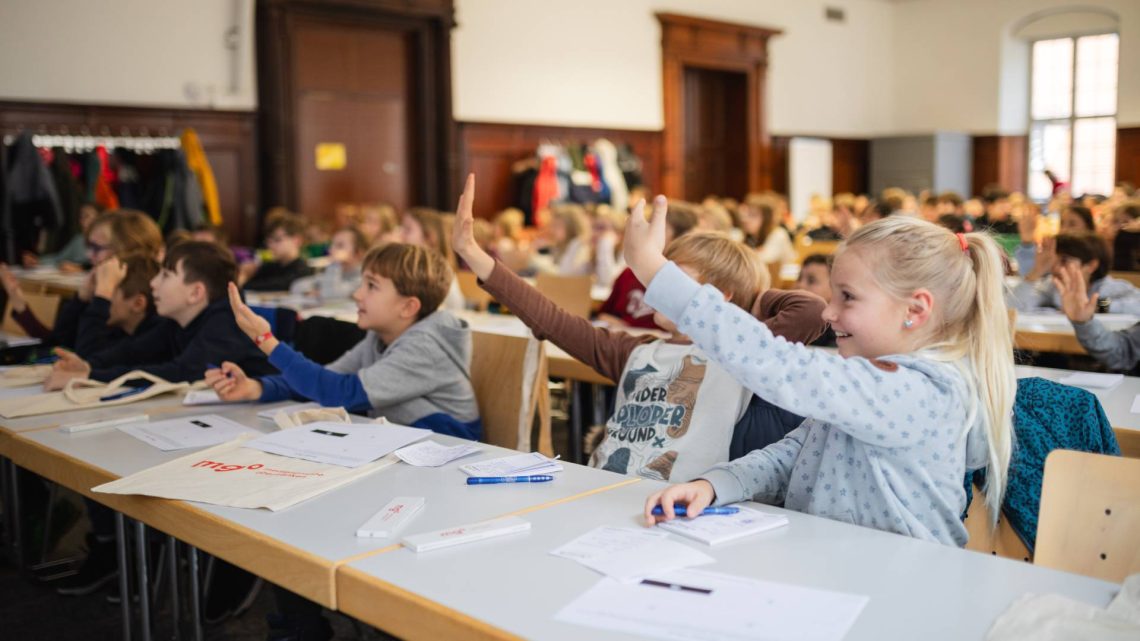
[244,259,315,292]
[74,296,164,359]
[3,131,63,262]
[86,297,278,382]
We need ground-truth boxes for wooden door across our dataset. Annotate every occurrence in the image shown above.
[291,19,414,219]
[682,67,749,201]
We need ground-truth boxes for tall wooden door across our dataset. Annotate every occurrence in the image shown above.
[682,67,749,201]
[292,19,414,218]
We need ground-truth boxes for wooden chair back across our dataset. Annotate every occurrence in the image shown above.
[3,291,62,337]
[794,235,841,264]
[963,483,1032,562]
[765,262,780,291]
[1109,271,1140,288]
[1114,427,1140,459]
[470,331,552,456]
[1035,450,1140,582]
[455,271,492,312]
[535,273,593,319]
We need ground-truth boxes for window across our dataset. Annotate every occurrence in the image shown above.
[1027,33,1118,200]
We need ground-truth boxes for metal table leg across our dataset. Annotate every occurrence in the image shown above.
[134,520,152,641]
[188,546,202,641]
[115,513,132,641]
[168,536,180,641]
[568,380,583,464]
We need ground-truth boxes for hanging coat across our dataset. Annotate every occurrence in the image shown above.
[2,131,63,262]
[180,128,222,226]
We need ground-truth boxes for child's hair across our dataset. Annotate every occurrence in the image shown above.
[936,214,971,234]
[937,191,964,208]
[362,243,454,319]
[1115,200,1140,223]
[360,203,398,238]
[833,193,856,211]
[335,226,368,255]
[1063,205,1095,231]
[549,204,591,247]
[117,254,161,312]
[664,232,764,309]
[740,194,777,246]
[1055,233,1110,281]
[800,253,832,271]
[192,222,228,245]
[263,209,306,239]
[842,216,1015,525]
[982,185,1010,204]
[91,209,164,259]
[405,207,450,257]
[666,202,701,239]
[162,240,237,302]
[493,208,525,240]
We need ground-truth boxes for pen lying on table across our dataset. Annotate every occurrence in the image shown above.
[466,475,555,485]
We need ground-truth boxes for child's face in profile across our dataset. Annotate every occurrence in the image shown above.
[107,288,138,330]
[266,229,302,262]
[795,263,832,303]
[150,260,198,322]
[822,250,911,359]
[352,270,414,332]
[329,231,360,265]
[86,223,114,265]
[400,215,426,247]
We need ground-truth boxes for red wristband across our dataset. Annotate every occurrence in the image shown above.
[254,331,274,345]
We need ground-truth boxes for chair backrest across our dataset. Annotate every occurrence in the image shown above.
[455,271,492,312]
[765,262,780,291]
[1035,450,1140,582]
[1114,427,1140,459]
[535,273,593,319]
[1109,271,1140,288]
[794,235,840,263]
[469,331,552,456]
[3,291,62,336]
[963,483,1032,562]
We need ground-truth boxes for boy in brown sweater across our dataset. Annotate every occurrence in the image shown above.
[453,175,828,481]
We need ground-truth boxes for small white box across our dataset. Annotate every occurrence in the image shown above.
[401,516,530,552]
[356,497,425,538]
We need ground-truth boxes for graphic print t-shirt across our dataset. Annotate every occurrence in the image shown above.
[589,341,750,482]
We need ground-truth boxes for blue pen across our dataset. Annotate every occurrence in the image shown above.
[652,506,740,517]
[100,386,148,402]
[466,475,555,485]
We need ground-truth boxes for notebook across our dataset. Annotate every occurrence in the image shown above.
[458,452,562,477]
[655,506,789,546]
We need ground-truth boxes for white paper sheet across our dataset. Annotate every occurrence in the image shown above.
[550,526,671,564]
[556,568,869,641]
[1131,395,1140,414]
[183,389,233,406]
[243,421,431,468]
[256,402,321,420]
[1058,372,1125,389]
[458,452,562,476]
[119,414,257,451]
[551,526,714,582]
[655,506,789,546]
[0,331,41,348]
[394,440,481,467]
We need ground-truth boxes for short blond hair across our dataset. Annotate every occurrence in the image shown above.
[362,243,454,319]
[665,232,764,309]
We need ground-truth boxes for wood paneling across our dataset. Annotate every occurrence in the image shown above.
[768,135,868,197]
[457,121,662,219]
[683,67,749,201]
[657,13,781,199]
[0,100,258,245]
[1117,127,1140,189]
[973,134,1027,196]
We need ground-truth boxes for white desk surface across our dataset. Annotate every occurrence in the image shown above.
[1016,364,1140,431]
[342,480,1121,641]
[1016,312,1138,335]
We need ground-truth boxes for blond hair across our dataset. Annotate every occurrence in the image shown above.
[362,243,454,319]
[842,216,1015,526]
[549,203,591,258]
[493,208,525,240]
[665,232,765,310]
[91,209,164,259]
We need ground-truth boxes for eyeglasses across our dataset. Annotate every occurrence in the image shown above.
[86,241,111,254]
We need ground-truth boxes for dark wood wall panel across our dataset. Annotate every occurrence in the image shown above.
[0,100,258,245]
[768,135,867,197]
[1118,127,1140,189]
[457,121,662,219]
[972,134,1027,196]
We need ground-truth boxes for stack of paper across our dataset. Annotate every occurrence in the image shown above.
[394,440,481,467]
[183,389,232,406]
[655,506,789,546]
[550,526,714,582]
[458,452,562,477]
[244,421,431,468]
[119,414,257,451]
[1057,371,1124,389]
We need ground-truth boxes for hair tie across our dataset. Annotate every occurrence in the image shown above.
[956,232,969,253]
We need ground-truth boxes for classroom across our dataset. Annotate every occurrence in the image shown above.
[1,0,1138,639]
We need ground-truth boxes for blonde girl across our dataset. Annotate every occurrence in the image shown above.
[400,207,465,311]
[738,194,796,267]
[531,203,592,276]
[624,200,1015,546]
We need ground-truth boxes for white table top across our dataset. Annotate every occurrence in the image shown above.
[1016,364,1140,431]
[1016,312,1139,335]
[343,480,1121,641]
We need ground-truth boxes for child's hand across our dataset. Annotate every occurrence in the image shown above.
[78,270,97,302]
[93,257,128,300]
[205,361,262,401]
[1054,260,1098,323]
[1018,206,1038,244]
[227,282,275,350]
[1027,236,1056,281]
[45,349,91,391]
[237,261,258,286]
[20,251,39,268]
[622,196,670,287]
[0,264,28,313]
[452,173,496,281]
[643,479,716,526]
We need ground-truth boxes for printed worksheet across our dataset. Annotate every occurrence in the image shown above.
[119,414,257,451]
[244,421,431,467]
[551,526,714,582]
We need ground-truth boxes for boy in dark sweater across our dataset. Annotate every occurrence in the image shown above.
[72,254,166,357]
[240,209,314,291]
[44,241,277,389]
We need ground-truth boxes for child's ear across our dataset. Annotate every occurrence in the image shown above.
[402,296,422,319]
[128,293,149,314]
[907,288,935,328]
[191,280,209,304]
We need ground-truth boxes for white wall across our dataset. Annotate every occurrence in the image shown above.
[452,0,896,136]
[0,0,256,110]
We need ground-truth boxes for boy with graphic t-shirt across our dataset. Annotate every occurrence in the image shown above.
[453,175,828,481]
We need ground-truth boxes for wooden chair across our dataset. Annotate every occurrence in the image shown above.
[1035,450,1140,582]
[2,291,62,337]
[793,235,841,264]
[765,262,780,291]
[1109,271,1140,288]
[455,271,492,312]
[1114,427,1140,459]
[470,331,553,456]
[535,273,593,319]
[963,483,1032,562]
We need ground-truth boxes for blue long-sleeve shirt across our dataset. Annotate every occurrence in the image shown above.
[259,343,372,412]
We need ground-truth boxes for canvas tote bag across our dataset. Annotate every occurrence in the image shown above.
[0,370,190,419]
[0,364,52,389]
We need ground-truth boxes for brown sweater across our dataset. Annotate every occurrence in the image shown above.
[480,261,828,383]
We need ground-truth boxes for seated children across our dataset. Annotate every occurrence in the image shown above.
[529,203,593,276]
[240,209,315,291]
[289,226,366,300]
[795,253,837,347]
[399,207,466,311]
[71,255,165,358]
[626,205,1015,546]
[44,241,277,389]
[1010,232,1140,315]
[207,242,481,439]
[452,174,827,481]
[23,202,101,270]
[1054,259,1140,372]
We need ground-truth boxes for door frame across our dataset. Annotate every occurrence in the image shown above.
[257,0,455,222]
[657,13,781,199]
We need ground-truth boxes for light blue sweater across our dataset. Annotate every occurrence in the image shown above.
[644,262,990,546]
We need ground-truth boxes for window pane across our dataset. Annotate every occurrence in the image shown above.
[1028,121,1071,201]
[1075,33,1118,117]
[1072,117,1116,197]
[1032,38,1073,120]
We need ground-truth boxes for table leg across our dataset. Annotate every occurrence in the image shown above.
[167,536,180,641]
[568,380,583,464]
[115,513,132,641]
[134,520,152,641]
[188,546,202,641]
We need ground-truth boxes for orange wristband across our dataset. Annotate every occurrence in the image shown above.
[254,331,274,345]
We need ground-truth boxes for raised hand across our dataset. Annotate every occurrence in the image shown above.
[1018,205,1038,244]
[227,282,275,352]
[93,257,129,300]
[0,264,28,313]
[643,479,716,526]
[1054,260,1098,323]
[451,173,495,280]
[205,361,263,401]
[1027,236,1057,282]
[622,195,670,286]
[44,348,91,391]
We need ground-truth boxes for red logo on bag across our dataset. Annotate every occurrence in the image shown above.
[192,460,264,473]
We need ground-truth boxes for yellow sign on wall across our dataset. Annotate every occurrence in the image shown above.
[315,143,346,171]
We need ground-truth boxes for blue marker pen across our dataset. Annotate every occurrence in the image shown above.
[206,363,232,378]
[466,475,555,485]
[99,386,148,402]
[651,506,740,517]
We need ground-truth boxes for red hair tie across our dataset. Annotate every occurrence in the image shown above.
[956,232,969,253]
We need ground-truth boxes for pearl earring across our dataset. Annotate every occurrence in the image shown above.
[902,318,914,329]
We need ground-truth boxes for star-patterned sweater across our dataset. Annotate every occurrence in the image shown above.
[645,261,991,546]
